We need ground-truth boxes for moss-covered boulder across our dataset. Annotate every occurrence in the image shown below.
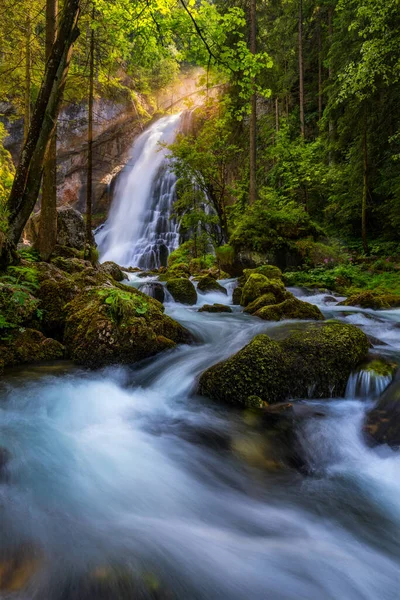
[64,285,192,368]
[198,322,369,407]
[0,329,64,372]
[240,274,288,307]
[232,286,243,305]
[51,256,91,274]
[198,304,232,313]
[243,265,282,281]
[99,261,127,282]
[243,293,277,315]
[197,275,227,295]
[166,278,197,305]
[339,291,400,310]
[254,297,324,321]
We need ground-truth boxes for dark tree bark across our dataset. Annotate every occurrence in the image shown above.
[24,14,31,142]
[39,0,59,261]
[2,0,81,265]
[298,0,305,137]
[318,16,322,123]
[85,4,95,249]
[249,0,257,204]
[362,122,369,254]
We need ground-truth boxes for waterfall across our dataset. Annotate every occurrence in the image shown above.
[345,369,393,399]
[96,113,182,268]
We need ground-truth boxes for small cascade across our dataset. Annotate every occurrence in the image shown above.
[96,113,183,268]
[345,369,393,399]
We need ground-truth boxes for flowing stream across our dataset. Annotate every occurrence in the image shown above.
[2,114,400,598]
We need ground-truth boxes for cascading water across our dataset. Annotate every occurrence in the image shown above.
[96,113,182,268]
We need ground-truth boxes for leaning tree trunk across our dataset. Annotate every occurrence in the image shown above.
[38,0,59,261]
[24,13,31,142]
[1,0,81,267]
[249,0,257,205]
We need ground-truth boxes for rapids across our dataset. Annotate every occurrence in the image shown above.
[1,285,400,599]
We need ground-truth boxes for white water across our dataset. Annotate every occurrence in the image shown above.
[96,114,182,268]
[1,294,400,599]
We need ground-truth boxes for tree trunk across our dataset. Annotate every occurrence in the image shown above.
[318,17,322,123]
[3,0,81,264]
[85,5,95,249]
[298,0,305,137]
[362,123,368,254]
[328,6,334,163]
[24,14,31,142]
[38,0,59,261]
[275,97,279,133]
[249,0,257,204]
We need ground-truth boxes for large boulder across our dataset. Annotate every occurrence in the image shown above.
[25,206,87,250]
[242,265,282,281]
[166,278,197,305]
[198,304,232,313]
[254,297,324,321]
[240,274,288,307]
[198,322,369,408]
[64,285,192,368]
[197,275,227,295]
[0,329,64,372]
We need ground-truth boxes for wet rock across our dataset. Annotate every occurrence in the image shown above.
[339,291,400,310]
[323,295,337,303]
[254,297,324,322]
[244,293,282,315]
[196,275,227,295]
[232,286,243,305]
[139,282,165,303]
[242,265,282,281]
[240,274,289,307]
[64,285,192,368]
[0,447,11,481]
[364,377,400,447]
[198,304,232,313]
[100,261,126,282]
[0,329,65,372]
[25,206,87,250]
[166,278,197,305]
[198,322,369,407]
[0,544,42,592]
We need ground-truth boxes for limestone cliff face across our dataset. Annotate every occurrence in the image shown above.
[1,97,151,224]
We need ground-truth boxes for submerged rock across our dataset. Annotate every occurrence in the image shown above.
[198,304,232,313]
[64,285,192,368]
[232,286,243,305]
[365,377,400,447]
[198,322,369,407]
[339,291,400,310]
[166,278,197,305]
[254,297,324,321]
[196,275,227,295]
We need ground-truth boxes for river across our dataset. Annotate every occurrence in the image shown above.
[1,282,400,599]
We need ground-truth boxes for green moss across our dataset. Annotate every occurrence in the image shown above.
[198,322,369,407]
[244,293,277,315]
[243,265,282,281]
[363,359,397,377]
[0,328,64,372]
[232,287,243,305]
[196,275,227,295]
[241,273,288,307]
[166,278,197,305]
[254,297,324,321]
[340,291,400,310]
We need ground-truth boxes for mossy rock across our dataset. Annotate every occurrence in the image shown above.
[0,283,39,330]
[243,265,282,281]
[196,275,227,295]
[244,293,277,315]
[166,278,197,305]
[240,273,288,307]
[339,292,400,310]
[232,287,243,305]
[254,297,324,322]
[198,322,369,407]
[64,285,192,368]
[51,256,91,274]
[167,262,191,278]
[198,304,232,313]
[0,329,64,372]
[100,261,127,282]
